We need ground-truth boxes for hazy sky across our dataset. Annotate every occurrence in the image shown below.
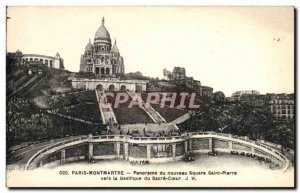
[7,7,294,96]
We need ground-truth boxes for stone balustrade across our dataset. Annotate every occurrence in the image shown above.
[25,132,290,172]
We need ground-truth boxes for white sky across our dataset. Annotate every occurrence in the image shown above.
[6,7,294,96]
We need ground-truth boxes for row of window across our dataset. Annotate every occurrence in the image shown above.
[23,58,53,67]
[86,66,123,74]
[85,58,118,65]
[270,100,294,104]
[86,66,93,72]
[275,115,294,120]
[85,51,119,57]
[272,110,294,114]
[271,105,294,110]
[95,67,110,75]
[95,45,110,52]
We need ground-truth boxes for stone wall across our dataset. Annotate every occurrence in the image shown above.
[71,78,148,92]
[232,142,251,151]
[129,144,147,158]
[43,151,61,165]
[119,143,124,156]
[175,143,185,156]
[214,139,229,149]
[65,144,88,158]
[93,143,115,156]
[192,138,209,150]
[27,134,289,171]
[150,144,173,158]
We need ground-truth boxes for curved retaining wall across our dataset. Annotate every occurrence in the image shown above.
[25,132,290,172]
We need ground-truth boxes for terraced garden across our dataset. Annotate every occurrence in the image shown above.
[140,92,188,122]
[151,103,187,122]
[48,90,97,109]
[106,91,154,124]
[58,103,102,123]
[48,114,105,137]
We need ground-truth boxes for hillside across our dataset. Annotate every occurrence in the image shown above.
[177,101,295,149]
[6,66,106,152]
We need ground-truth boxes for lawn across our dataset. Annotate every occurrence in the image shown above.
[49,90,97,109]
[58,103,102,123]
[151,103,187,122]
[107,91,154,124]
[48,114,105,138]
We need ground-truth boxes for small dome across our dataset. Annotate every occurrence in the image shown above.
[111,39,119,53]
[95,17,111,41]
[85,38,93,50]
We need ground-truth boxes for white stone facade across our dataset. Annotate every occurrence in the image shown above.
[80,17,125,77]
[22,52,64,70]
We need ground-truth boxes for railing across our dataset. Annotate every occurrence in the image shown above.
[190,132,289,161]
[71,77,148,83]
[25,136,88,169]
[25,132,290,171]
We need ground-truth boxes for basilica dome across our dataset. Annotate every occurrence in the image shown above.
[95,17,111,41]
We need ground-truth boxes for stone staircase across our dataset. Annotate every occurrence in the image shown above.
[95,90,118,125]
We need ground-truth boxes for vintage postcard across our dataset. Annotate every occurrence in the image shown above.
[6,6,295,188]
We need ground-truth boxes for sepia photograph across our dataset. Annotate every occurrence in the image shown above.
[5,6,295,188]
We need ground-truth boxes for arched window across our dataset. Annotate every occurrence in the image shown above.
[50,60,53,68]
[106,68,110,74]
[96,84,103,90]
[120,85,126,92]
[30,58,33,61]
[108,84,115,91]
[101,67,105,75]
[101,57,104,63]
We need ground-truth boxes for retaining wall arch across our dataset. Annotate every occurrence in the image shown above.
[25,132,290,172]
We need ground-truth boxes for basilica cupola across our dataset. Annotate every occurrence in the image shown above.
[85,38,93,51]
[84,38,93,57]
[94,17,111,53]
